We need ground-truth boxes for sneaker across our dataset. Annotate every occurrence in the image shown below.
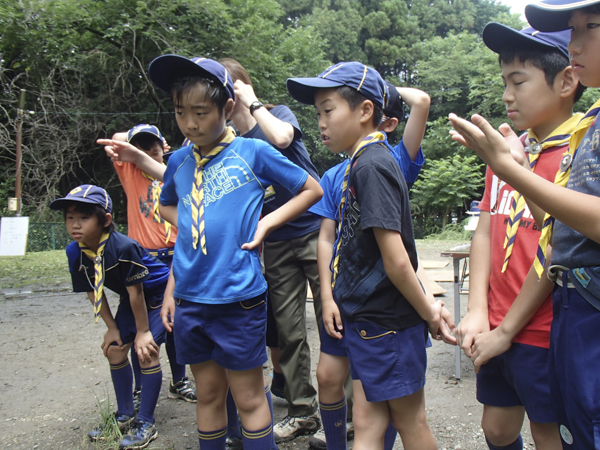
[119,418,158,449]
[308,426,326,449]
[226,435,243,450]
[167,377,197,403]
[132,388,142,413]
[346,421,354,440]
[273,413,320,443]
[88,413,135,441]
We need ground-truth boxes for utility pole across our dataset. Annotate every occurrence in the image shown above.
[14,89,25,216]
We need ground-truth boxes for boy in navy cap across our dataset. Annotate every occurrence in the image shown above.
[288,62,445,449]
[450,1,600,447]
[50,184,170,449]
[104,55,322,450]
[455,22,583,450]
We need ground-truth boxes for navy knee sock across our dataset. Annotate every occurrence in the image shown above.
[166,331,186,383]
[486,435,523,450]
[383,420,397,450]
[242,423,274,450]
[264,384,278,450]
[130,348,141,390]
[226,389,242,440]
[319,398,347,450]
[110,359,135,417]
[137,364,162,423]
[198,427,227,449]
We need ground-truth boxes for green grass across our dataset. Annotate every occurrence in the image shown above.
[0,250,70,290]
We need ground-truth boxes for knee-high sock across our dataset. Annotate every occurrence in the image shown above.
[320,397,347,450]
[130,348,141,390]
[137,364,162,423]
[383,420,397,450]
[486,435,523,450]
[226,389,242,440]
[242,423,275,450]
[110,359,135,417]
[198,427,227,449]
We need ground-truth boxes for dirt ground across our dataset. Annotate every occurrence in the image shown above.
[0,241,535,449]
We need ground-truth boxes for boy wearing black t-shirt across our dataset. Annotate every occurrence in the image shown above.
[287,62,444,450]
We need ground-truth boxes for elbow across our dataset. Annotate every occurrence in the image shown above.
[272,134,294,149]
[414,93,431,110]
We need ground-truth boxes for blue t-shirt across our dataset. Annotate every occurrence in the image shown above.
[310,138,423,219]
[552,108,600,310]
[242,105,321,242]
[160,136,309,304]
[67,231,170,307]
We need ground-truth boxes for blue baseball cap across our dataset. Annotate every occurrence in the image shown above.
[383,81,404,120]
[287,62,387,108]
[148,55,235,100]
[482,22,571,59]
[49,185,113,213]
[127,124,164,144]
[525,0,600,32]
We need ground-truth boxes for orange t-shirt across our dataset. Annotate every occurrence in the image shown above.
[114,161,177,249]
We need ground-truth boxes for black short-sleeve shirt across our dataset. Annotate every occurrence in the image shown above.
[332,144,423,330]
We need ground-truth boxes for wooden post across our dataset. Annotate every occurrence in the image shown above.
[15,89,25,216]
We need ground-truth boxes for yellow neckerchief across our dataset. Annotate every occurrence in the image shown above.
[80,231,110,323]
[502,113,583,272]
[534,100,600,277]
[191,126,236,253]
[141,170,171,244]
[331,132,387,288]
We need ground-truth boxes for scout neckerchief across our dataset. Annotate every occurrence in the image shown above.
[330,132,387,288]
[80,232,110,323]
[534,100,600,277]
[502,113,583,272]
[141,170,171,244]
[191,126,236,253]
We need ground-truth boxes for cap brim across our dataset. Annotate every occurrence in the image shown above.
[482,22,569,58]
[286,77,346,105]
[49,197,104,211]
[148,54,217,93]
[524,1,597,32]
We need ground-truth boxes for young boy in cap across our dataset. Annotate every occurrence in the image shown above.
[450,1,600,447]
[307,83,454,450]
[455,22,584,450]
[109,124,197,409]
[287,61,445,450]
[103,55,322,449]
[51,184,170,449]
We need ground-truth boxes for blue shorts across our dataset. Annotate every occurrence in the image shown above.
[476,343,555,423]
[548,280,600,449]
[114,300,167,347]
[319,320,347,357]
[173,292,268,371]
[345,320,428,402]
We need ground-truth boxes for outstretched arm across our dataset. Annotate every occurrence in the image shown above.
[449,113,600,244]
[397,87,430,161]
[97,139,166,181]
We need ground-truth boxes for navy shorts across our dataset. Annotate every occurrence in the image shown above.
[173,292,268,371]
[319,320,347,357]
[345,320,428,402]
[476,343,555,423]
[114,300,167,347]
[548,279,600,449]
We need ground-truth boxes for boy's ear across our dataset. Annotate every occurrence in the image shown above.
[379,117,399,133]
[224,98,235,120]
[359,100,375,125]
[105,213,113,228]
[559,66,579,99]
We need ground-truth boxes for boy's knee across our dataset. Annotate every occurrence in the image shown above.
[233,390,265,414]
[481,420,520,446]
[316,363,342,390]
[105,344,129,364]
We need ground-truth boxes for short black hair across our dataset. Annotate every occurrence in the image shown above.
[580,5,600,15]
[63,201,116,233]
[336,86,384,126]
[171,75,229,114]
[130,134,163,152]
[499,47,586,102]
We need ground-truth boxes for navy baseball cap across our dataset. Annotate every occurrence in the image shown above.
[148,55,235,100]
[525,0,600,32]
[482,22,571,59]
[287,61,387,108]
[50,185,113,213]
[127,124,164,144]
[383,81,404,120]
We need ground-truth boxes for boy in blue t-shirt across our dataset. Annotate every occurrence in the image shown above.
[287,62,445,450]
[103,55,322,450]
[50,184,169,449]
[450,1,600,447]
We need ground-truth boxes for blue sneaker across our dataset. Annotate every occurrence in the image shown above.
[132,388,142,413]
[118,418,158,449]
[88,413,134,441]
